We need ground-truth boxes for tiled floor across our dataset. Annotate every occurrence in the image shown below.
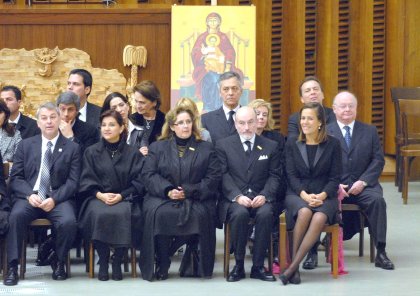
[1,181,420,296]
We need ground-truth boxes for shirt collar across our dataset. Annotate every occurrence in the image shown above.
[223,104,240,118]
[9,112,21,125]
[41,133,60,148]
[79,103,87,122]
[337,120,355,131]
[239,134,256,145]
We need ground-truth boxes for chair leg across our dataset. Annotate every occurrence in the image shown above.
[89,242,94,278]
[223,224,230,278]
[20,237,27,280]
[331,227,339,279]
[123,249,129,273]
[359,212,365,257]
[370,236,375,263]
[279,218,287,271]
[130,247,137,278]
[268,234,273,273]
[67,252,71,278]
[402,156,409,204]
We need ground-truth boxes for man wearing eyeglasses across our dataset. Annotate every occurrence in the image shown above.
[327,91,394,270]
[287,76,336,138]
[201,71,242,144]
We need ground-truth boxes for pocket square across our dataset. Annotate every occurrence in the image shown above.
[258,155,268,160]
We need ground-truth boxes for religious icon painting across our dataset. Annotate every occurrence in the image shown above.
[171,5,256,113]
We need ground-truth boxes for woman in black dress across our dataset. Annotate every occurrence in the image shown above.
[78,110,144,281]
[130,80,165,156]
[140,105,221,281]
[280,102,342,285]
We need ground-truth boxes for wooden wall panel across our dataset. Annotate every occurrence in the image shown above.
[348,0,373,123]
[384,1,404,154]
[281,0,306,122]
[316,0,339,106]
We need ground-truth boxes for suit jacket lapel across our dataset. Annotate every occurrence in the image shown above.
[50,134,66,168]
[296,140,309,168]
[313,141,326,168]
[215,107,232,135]
[329,121,349,153]
[247,135,262,169]
[348,121,362,153]
[33,136,42,173]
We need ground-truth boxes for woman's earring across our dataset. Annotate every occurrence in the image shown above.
[318,126,321,130]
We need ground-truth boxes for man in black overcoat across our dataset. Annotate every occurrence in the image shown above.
[327,91,394,270]
[3,102,81,286]
[216,106,282,282]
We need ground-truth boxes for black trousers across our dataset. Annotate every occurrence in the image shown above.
[227,202,273,267]
[7,199,77,264]
[343,184,387,247]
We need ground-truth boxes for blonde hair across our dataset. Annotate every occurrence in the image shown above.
[248,99,275,130]
[175,97,203,130]
[159,105,202,141]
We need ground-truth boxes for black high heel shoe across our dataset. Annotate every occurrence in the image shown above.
[279,273,289,285]
[289,269,301,285]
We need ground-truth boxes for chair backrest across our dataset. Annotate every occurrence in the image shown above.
[399,99,420,145]
[390,87,420,140]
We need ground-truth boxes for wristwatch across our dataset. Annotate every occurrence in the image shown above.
[362,181,368,187]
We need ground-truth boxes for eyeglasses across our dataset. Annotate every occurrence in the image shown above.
[335,104,356,110]
[221,86,241,93]
[173,119,193,126]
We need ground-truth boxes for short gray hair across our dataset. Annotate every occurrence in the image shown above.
[218,71,243,89]
[56,91,81,111]
[36,102,60,119]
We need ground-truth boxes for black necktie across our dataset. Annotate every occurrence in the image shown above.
[245,140,252,157]
[344,126,351,148]
[39,141,53,200]
[228,110,235,129]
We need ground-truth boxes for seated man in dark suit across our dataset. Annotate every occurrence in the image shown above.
[67,68,101,128]
[216,106,282,282]
[287,76,336,138]
[201,71,242,144]
[56,91,99,157]
[327,91,394,270]
[3,102,81,286]
[1,85,40,139]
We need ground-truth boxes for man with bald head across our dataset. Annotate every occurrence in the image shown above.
[216,106,283,282]
[327,91,394,270]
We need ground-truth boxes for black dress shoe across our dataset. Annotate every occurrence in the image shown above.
[302,252,318,270]
[250,266,276,282]
[289,269,301,285]
[375,251,395,270]
[111,261,123,281]
[98,262,109,281]
[52,261,67,280]
[155,266,169,281]
[227,265,245,282]
[3,266,19,286]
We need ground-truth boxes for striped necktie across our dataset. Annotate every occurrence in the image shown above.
[38,141,53,200]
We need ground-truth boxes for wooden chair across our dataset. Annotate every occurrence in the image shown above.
[223,220,273,278]
[390,87,420,190]
[341,204,375,262]
[399,100,420,204]
[279,213,339,279]
[88,241,137,278]
[20,219,71,279]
